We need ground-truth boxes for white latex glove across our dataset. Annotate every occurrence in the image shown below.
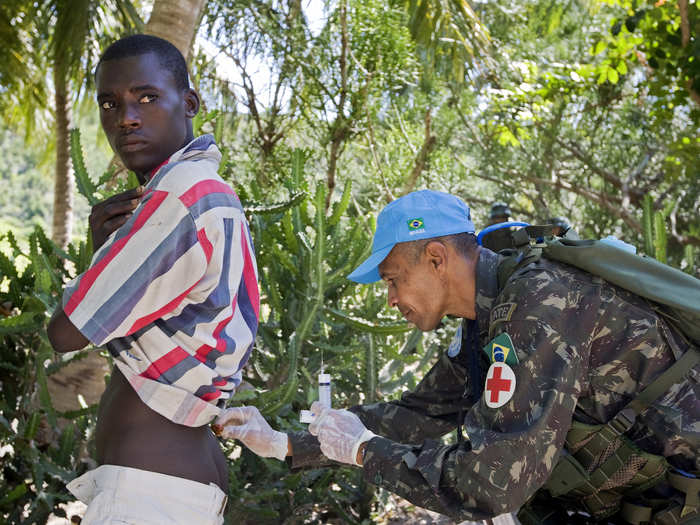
[308,402,376,466]
[213,406,288,461]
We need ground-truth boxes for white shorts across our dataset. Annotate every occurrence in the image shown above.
[66,464,227,525]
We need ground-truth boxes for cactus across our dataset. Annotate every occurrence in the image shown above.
[683,245,695,275]
[248,151,419,419]
[281,211,298,252]
[260,337,300,416]
[328,179,352,227]
[653,211,668,264]
[244,191,306,215]
[261,184,327,414]
[70,128,100,206]
[642,195,670,265]
[325,307,413,334]
[642,194,654,257]
[365,334,377,403]
[55,422,76,467]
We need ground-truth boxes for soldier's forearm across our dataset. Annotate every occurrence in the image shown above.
[361,436,516,521]
[286,430,335,470]
[349,402,458,443]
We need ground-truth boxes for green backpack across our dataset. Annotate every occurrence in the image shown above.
[487,225,700,523]
[492,226,700,346]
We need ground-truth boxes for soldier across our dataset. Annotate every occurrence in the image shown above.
[487,201,512,226]
[216,190,699,524]
[546,216,571,236]
[481,201,515,252]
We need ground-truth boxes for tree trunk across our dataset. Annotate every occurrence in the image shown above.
[52,62,74,250]
[144,0,208,61]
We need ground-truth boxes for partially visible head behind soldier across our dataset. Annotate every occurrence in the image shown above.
[546,216,570,236]
[480,201,516,251]
[487,201,512,225]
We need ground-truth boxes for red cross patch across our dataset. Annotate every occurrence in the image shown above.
[484,362,516,408]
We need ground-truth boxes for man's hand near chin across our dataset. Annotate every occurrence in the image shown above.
[89,186,145,250]
[213,406,290,461]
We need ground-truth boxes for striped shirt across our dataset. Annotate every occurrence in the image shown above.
[63,135,259,426]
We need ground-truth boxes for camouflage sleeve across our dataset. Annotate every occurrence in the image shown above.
[286,430,333,470]
[360,267,592,519]
[288,343,473,470]
[352,347,472,443]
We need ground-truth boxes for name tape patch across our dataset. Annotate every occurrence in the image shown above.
[490,302,516,326]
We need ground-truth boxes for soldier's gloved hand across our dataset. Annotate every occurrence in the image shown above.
[308,402,376,466]
[213,406,288,461]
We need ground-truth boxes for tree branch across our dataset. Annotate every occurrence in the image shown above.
[366,106,394,204]
[402,109,436,195]
[554,138,646,205]
[326,0,349,207]
[679,0,690,47]
[391,101,417,155]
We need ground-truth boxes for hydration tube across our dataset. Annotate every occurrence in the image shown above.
[476,222,530,245]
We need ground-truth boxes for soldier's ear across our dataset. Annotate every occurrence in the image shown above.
[424,241,447,274]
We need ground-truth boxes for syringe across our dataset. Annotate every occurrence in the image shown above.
[300,371,331,423]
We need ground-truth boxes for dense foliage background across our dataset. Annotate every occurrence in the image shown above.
[1,0,698,523]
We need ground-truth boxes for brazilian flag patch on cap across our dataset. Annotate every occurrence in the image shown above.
[408,217,424,232]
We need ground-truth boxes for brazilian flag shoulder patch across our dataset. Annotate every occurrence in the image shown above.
[483,332,519,366]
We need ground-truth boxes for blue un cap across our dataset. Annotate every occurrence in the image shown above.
[348,190,475,283]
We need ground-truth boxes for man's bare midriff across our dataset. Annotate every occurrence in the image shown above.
[95,367,229,492]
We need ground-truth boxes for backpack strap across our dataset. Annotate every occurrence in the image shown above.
[497,246,542,292]
[609,345,700,435]
[544,346,700,518]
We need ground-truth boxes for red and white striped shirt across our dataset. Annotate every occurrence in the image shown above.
[63,135,259,426]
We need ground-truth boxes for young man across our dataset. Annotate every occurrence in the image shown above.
[47,35,259,524]
[217,190,698,524]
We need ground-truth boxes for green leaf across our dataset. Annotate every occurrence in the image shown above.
[229,389,259,402]
[607,67,619,84]
[592,40,607,56]
[497,126,520,147]
[0,484,27,506]
[0,312,42,335]
[0,250,18,280]
[126,171,140,189]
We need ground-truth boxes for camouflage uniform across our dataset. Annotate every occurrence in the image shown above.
[289,248,699,522]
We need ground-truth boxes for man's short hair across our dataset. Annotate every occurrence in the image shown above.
[97,34,190,91]
[403,232,478,262]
